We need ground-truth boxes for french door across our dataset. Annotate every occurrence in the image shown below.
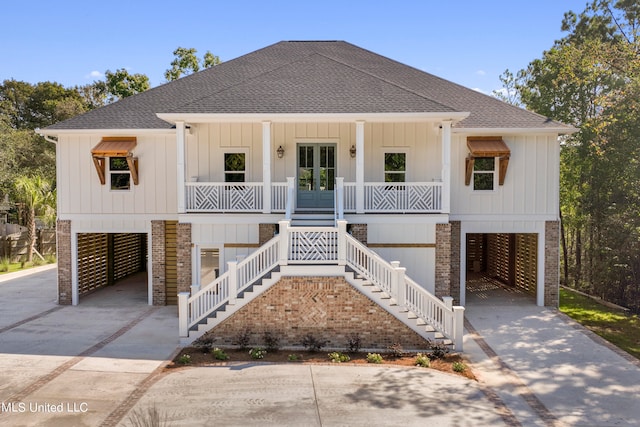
[297,143,336,209]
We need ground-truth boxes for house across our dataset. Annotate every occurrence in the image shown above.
[39,41,573,351]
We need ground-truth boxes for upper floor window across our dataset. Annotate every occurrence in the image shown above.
[384,153,406,183]
[224,153,245,182]
[109,157,131,191]
[472,157,495,191]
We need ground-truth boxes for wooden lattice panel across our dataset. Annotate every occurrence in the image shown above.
[466,234,485,272]
[487,234,511,284]
[165,221,178,305]
[113,233,144,281]
[515,234,537,294]
[77,233,108,295]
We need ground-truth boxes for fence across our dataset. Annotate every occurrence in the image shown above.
[0,229,56,262]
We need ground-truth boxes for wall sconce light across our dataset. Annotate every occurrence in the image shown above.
[350,145,356,158]
[277,145,285,159]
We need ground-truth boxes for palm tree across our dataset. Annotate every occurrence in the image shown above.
[14,175,55,262]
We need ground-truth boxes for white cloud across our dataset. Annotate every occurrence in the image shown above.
[85,70,104,80]
[472,87,487,94]
[476,70,486,76]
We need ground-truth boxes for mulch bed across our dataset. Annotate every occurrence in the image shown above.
[167,347,476,380]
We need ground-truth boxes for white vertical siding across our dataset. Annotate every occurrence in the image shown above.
[450,134,560,217]
[57,133,178,217]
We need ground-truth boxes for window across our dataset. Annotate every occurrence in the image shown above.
[224,153,245,182]
[384,153,406,183]
[472,157,495,191]
[199,248,220,286]
[109,157,131,191]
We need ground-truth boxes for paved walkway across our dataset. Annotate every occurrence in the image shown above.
[1,268,639,426]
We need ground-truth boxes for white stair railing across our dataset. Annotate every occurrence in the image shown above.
[179,235,280,336]
[344,233,464,350]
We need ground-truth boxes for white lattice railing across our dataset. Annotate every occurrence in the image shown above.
[186,182,289,212]
[288,226,339,263]
[343,182,442,213]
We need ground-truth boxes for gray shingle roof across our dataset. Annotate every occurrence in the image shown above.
[44,41,571,131]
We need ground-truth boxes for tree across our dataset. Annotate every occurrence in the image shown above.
[503,0,640,311]
[14,175,55,262]
[164,47,221,81]
[103,69,150,103]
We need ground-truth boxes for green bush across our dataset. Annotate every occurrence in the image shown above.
[366,353,384,364]
[415,353,430,368]
[177,354,192,365]
[211,348,229,361]
[328,352,350,363]
[0,257,9,272]
[452,362,467,372]
[249,347,266,359]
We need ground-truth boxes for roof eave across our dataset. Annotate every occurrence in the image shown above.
[156,112,471,124]
[36,128,178,137]
[452,126,579,136]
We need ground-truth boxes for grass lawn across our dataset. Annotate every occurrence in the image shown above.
[560,287,640,360]
[0,258,56,275]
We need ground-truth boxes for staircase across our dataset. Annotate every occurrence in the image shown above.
[179,219,464,350]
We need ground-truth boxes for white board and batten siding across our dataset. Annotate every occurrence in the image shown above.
[191,222,259,275]
[450,134,560,219]
[56,134,178,233]
[186,122,443,183]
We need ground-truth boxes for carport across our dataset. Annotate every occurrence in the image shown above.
[465,233,538,304]
[76,232,147,301]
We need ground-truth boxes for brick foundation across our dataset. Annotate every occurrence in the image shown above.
[435,223,451,298]
[202,276,430,350]
[151,221,166,305]
[544,221,560,307]
[56,220,72,305]
[259,224,277,245]
[176,222,192,293]
[347,224,367,244]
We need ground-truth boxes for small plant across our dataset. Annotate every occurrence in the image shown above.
[301,334,328,352]
[386,343,405,358]
[177,354,192,365]
[346,333,362,353]
[328,351,351,363]
[366,353,384,364]
[32,257,44,266]
[428,341,450,360]
[233,328,251,350]
[196,337,215,352]
[249,347,266,359]
[452,362,467,373]
[211,348,229,361]
[415,353,430,368]
[45,254,56,264]
[127,403,172,427]
[0,257,9,273]
[263,331,280,351]
[288,354,301,362]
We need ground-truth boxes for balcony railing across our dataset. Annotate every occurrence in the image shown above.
[185,180,443,213]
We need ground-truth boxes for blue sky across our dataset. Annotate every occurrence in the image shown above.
[1,0,589,95]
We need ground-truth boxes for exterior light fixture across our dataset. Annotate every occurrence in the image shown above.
[277,145,285,158]
[350,145,356,158]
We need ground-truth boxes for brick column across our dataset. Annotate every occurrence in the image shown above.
[435,223,451,298]
[544,221,560,307]
[151,221,166,305]
[449,221,461,304]
[56,220,72,305]
[347,224,368,245]
[176,222,192,294]
[259,224,277,245]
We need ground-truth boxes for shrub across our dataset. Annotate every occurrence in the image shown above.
[288,354,300,362]
[177,354,192,365]
[45,254,56,264]
[195,337,214,352]
[415,353,430,368]
[0,257,9,273]
[301,334,328,352]
[263,331,280,351]
[32,257,44,266]
[346,333,362,353]
[127,403,172,427]
[249,347,266,359]
[428,341,450,360]
[386,343,405,358]
[452,362,467,373]
[366,353,384,364]
[233,328,251,350]
[328,352,351,363]
[211,348,229,361]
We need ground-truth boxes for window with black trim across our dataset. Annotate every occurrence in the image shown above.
[472,157,495,191]
[384,153,406,183]
[224,153,245,182]
[109,157,131,191]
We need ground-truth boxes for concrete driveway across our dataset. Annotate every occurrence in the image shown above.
[1,268,639,426]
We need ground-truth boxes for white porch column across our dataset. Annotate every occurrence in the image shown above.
[355,120,365,213]
[262,121,272,214]
[176,121,186,213]
[441,120,452,214]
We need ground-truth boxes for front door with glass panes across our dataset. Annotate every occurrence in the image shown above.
[297,144,336,209]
